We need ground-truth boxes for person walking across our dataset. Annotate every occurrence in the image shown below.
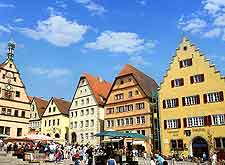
[211,153,217,165]
[143,151,147,165]
[150,156,156,165]
[107,155,116,165]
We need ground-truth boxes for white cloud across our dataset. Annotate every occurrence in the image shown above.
[0,25,11,33]
[178,18,207,34]
[203,0,225,15]
[14,18,24,23]
[56,0,67,9]
[29,67,71,78]
[0,42,6,55]
[0,3,15,8]
[204,28,221,38]
[74,0,106,15]
[214,14,225,26]
[129,55,151,66]
[136,0,147,6]
[85,31,155,54]
[18,15,88,47]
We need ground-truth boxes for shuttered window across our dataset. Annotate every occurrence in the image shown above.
[190,74,204,84]
[182,95,200,106]
[203,91,224,103]
[179,58,192,68]
[212,114,225,125]
[163,98,179,109]
[171,78,184,88]
[164,119,181,129]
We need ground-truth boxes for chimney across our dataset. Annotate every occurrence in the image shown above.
[97,76,103,82]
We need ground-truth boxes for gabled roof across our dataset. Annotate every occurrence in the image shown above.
[82,73,111,106]
[117,64,159,97]
[33,97,49,118]
[52,97,70,115]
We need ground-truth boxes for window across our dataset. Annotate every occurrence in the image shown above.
[49,107,51,113]
[91,108,94,114]
[80,90,82,94]
[183,46,187,51]
[121,119,124,126]
[90,133,94,139]
[45,120,47,127]
[86,98,89,104]
[91,120,94,127]
[75,101,78,106]
[107,120,110,128]
[51,100,54,105]
[182,95,200,106]
[80,121,83,128]
[163,98,179,108]
[14,110,18,117]
[1,108,6,115]
[106,108,114,114]
[53,119,55,126]
[171,139,183,150]
[204,91,224,103]
[212,114,225,125]
[191,74,204,84]
[117,119,120,126]
[141,130,145,135]
[5,127,10,136]
[167,119,179,129]
[125,105,133,111]
[125,118,129,125]
[75,111,77,117]
[130,118,133,125]
[53,107,56,112]
[171,140,177,149]
[74,122,77,128]
[57,119,60,125]
[120,80,124,85]
[81,99,84,105]
[70,122,73,129]
[17,128,22,136]
[214,138,225,149]
[2,74,5,79]
[81,79,85,85]
[34,113,37,118]
[9,64,12,68]
[141,116,145,124]
[116,106,124,113]
[80,133,84,140]
[81,110,84,116]
[85,133,88,139]
[114,93,124,100]
[135,90,139,95]
[0,126,3,134]
[15,91,20,97]
[136,117,140,124]
[14,77,16,82]
[171,78,184,87]
[187,117,204,127]
[111,120,114,127]
[21,111,25,118]
[136,102,145,110]
[71,112,74,118]
[180,58,192,68]
[86,109,89,115]
[128,91,133,98]
[7,109,11,116]
[49,120,51,126]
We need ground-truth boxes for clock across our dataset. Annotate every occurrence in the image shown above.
[5,84,12,91]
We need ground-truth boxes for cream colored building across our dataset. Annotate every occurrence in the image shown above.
[41,97,70,144]
[0,41,30,138]
[29,97,48,134]
[69,73,111,145]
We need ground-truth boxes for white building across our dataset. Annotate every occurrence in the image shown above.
[69,73,111,145]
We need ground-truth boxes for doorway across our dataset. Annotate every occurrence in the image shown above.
[192,136,209,158]
[71,132,77,144]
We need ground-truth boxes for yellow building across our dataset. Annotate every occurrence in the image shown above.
[41,97,70,144]
[29,97,48,134]
[104,64,159,153]
[0,41,30,138]
[159,37,225,159]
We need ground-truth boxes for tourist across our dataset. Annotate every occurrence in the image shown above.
[155,154,165,165]
[150,156,156,165]
[73,150,80,165]
[211,153,217,165]
[202,152,207,161]
[107,155,116,165]
[143,150,147,165]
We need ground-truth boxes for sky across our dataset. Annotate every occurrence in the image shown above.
[0,0,225,101]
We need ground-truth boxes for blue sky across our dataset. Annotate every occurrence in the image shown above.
[0,0,225,100]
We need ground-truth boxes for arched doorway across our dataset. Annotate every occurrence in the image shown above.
[55,133,60,138]
[71,132,77,144]
[192,136,209,158]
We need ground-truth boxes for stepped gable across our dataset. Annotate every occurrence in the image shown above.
[53,97,71,115]
[33,97,49,117]
[82,73,111,106]
[118,64,159,97]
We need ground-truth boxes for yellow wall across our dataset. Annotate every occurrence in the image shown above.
[159,37,225,157]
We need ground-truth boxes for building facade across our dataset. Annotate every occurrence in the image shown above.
[69,73,111,145]
[29,97,48,134]
[159,37,225,158]
[0,41,30,138]
[41,97,70,144]
[104,64,159,153]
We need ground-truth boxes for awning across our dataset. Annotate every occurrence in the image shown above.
[95,131,146,139]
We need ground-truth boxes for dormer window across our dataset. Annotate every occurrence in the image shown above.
[9,64,12,68]
[120,80,124,85]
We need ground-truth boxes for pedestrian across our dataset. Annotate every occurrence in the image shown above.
[150,156,156,165]
[73,150,80,165]
[143,150,147,165]
[202,152,207,161]
[212,153,217,165]
[107,155,116,165]
[171,154,176,165]
[155,154,165,165]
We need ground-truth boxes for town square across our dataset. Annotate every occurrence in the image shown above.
[0,0,225,164]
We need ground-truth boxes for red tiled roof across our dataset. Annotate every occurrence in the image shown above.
[33,97,49,117]
[53,97,71,115]
[118,64,159,97]
[82,73,111,106]
[28,96,34,103]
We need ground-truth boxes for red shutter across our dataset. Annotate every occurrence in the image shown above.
[190,76,194,84]
[219,91,224,101]
[177,119,181,128]
[203,94,207,103]
[204,116,208,126]
[163,100,166,109]
[164,120,167,129]
[208,115,212,126]
[181,78,184,86]
[183,118,187,128]
[197,95,200,104]
[176,98,179,107]
[179,61,183,68]
[171,80,175,88]
[182,97,186,106]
